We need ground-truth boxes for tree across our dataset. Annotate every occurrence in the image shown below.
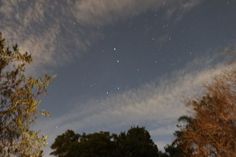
[160,116,190,157]
[51,126,161,157]
[51,130,117,157]
[0,33,51,157]
[173,71,236,157]
[116,127,160,157]
[162,144,183,157]
[78,132,117,157]
[51,130,81,157]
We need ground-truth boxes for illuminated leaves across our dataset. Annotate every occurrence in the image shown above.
[0,33,51,157]
[175,71,236,157]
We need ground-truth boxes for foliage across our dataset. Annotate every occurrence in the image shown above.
[51,126,161,157]
[116,127,160,157]
[51,130,80,157]
[162,144,183,157]
[173,71,236,157]
[0,33,51,157]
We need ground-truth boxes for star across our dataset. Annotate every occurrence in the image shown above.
[113,47,117,51]
[116,59,120,63]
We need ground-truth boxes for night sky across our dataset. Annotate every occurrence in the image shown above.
[0,0,236,156]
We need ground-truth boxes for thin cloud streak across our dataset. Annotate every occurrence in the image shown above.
[36,56,235,156]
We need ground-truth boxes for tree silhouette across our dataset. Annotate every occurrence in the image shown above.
[51,130,80,157]
[116,127,160,157]
[51,126,161,157]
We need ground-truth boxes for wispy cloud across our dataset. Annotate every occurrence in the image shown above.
[0,0,59,72]
[0,0,204,71]
[35,55,235,156]
[72,0,204,27]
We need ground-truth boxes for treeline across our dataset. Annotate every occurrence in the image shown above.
[0,33,235,157]
[50,126,184,157]
[51,127,165,157]
[51,69,236,157]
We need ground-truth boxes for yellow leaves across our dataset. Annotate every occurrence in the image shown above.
[41,110,50,117]
[16,117,23,129]
[177,71,236,157]
[0,33,52,156]
[25,99,38,115]
[15,131,47,157]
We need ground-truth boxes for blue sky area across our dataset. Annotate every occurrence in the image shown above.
[0,0,236,156]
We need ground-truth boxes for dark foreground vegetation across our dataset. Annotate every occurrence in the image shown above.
[51,127,165,157]
[50,126,186,157]
[0,33,235,157]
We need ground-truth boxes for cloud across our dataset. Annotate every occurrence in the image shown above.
[72,0,162,26]
[20,24,60,72]
[72,0,204,27]
[35,55,235,156]
[0,0,58,72]
[0,0,204,71]
[0,0,84,72]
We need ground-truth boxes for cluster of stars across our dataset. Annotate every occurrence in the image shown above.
[105,87,121,96]
[101,47,161,97]
[113,47,120,64]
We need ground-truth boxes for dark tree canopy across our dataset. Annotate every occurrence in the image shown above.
[51,126,162,157]
[51,130,80,157]
[116,127,159,157]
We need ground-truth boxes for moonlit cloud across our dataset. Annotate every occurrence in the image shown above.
[72,0,204,27]
[0,0,204,71]
[0,0,58,71]
[36,55,235,156]
[72,0,163,27]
